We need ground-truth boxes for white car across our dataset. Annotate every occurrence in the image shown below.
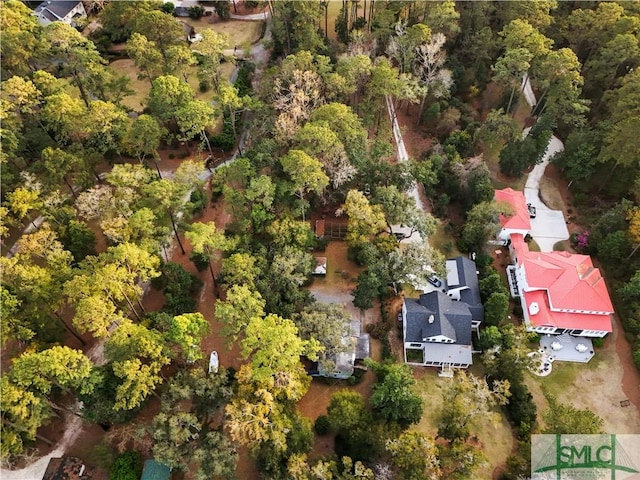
[208,351,219,374]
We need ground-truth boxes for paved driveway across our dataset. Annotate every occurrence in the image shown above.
[522,126,570,252]
[524,187,570,251]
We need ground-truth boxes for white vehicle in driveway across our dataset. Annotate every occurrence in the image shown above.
[208,351,219,374]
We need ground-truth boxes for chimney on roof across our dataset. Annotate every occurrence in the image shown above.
[428,314,435,324]
[529,302,539,316]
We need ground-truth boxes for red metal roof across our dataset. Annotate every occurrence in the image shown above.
[512,238,614,332]
[522,251,613,313]
[494,188,531,231]
[523,290,613,332]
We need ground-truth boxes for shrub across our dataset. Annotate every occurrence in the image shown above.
[110,451,142,480]
[161,2,175,14]
[155,262,202,315]
[592,337,605,348]
[190,187,207,215]
[348,368,366,385]
[634,349,640,370]
[314,415,331,435]
[188,5,204,19]
[190,251,210,272]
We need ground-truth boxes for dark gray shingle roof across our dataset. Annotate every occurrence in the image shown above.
[35,1,80,19]
[405,292,473,346]
[447,256,484,322]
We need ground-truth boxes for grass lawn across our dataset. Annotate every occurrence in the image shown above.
[539,176,566,211]
[325,0,342,41]
[430,221,461,258]
[108,60,235,112]
[109,59,150,111]
[412,369,514,478]
[184,17,264,47]
[528,239,541,252]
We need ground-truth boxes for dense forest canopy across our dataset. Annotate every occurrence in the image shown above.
[1,1,638,478]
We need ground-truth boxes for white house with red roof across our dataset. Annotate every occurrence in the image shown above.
[494,188,531,243]
[507,233,613,338]
[496,184,616,341]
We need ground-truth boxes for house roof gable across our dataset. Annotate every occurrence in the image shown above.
[495,188,531,231]
[405,292,473,346]
[35,1,81,19]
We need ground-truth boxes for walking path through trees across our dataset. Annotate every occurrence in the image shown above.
[386,95,425,244]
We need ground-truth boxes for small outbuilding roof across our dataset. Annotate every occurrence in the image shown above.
[140,460,170,480]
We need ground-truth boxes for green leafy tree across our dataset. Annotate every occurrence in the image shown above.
[122,115,166,175]
[460,201,501,252]
[240,314,320,393]
[367,360,424,426]
[9,346,95,397]
[42,22,106,107]
[192,29,230,90]
[543,393,604,434]
[175,100,217,155]
[271,1,324,55]
[133,10,185,68]
[0,0,43,77]
[491,47,533,113]
[109,451,143,480]
[343,190,386,249]
[386,430,441,480]
[1,377,52,460]
[193,431,238,480]
[294,302,351,370]
[266,217,315,250]
[310,102,368,162]
[147,75,195,133]
[105,322,171,411]
[438,439,487,480]
[484,291,510,326]
[185,221,229,286]
[437,370,509,441]
[215,284,265,344]
[295,122,355,189]
[166,313,210,363]
[126,33,164,84]
[0,227,81,344]
[219,252,260,290]
[388,241,446,293]
[151,411,201,470]
[280,149,329,221]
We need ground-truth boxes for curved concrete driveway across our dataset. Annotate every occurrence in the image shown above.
[521,76,570,252]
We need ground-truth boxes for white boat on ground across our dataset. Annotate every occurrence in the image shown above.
[208,351,219,374]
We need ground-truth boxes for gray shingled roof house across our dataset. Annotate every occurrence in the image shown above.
[402,256,483,371]
[33,1,86,26]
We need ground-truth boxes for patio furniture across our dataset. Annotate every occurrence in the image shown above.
[575,344,588,353]
[551,342,563,351]
[548,356,555,363]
